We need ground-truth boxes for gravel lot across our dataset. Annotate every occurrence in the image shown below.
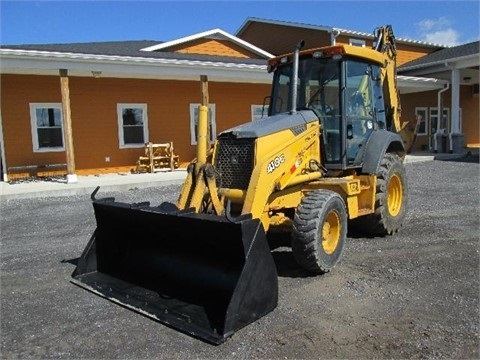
[1,156,479,359]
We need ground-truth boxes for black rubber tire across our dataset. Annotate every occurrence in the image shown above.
[291,189,347,274]
[361,152,407,236]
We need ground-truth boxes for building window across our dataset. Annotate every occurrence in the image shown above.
[415,107,428,135]
[349,38,366,47]
[251,105,269,121]
[189,104,216,145]
[29,103,64,152]
[117,104,148,148]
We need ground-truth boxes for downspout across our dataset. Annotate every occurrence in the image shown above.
[434,82,450,152]
[330,29,340,46]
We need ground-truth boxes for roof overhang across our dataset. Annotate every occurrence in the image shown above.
[0,48,448,92]
[397,75,448,94]
[400,53,479,74]
[399,53,479,85]
[0,48,272,83]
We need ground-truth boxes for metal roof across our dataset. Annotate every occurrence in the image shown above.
[399,41,480,71]
[0,40,267,65]
[236,17,449,48]
[0,27,452,92]
[0,32,273,83]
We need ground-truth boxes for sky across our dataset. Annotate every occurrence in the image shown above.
[0,1,479,47]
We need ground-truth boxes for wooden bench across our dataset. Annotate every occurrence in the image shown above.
[134,142,179,173]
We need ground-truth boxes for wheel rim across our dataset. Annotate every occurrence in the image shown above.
[387,173,403,217]
[322,210,341,255]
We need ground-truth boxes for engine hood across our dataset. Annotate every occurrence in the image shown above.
[218,110,319,139]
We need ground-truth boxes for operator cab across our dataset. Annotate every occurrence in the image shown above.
[268,47,387,170]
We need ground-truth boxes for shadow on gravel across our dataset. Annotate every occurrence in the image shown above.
[61,257,79,266]
[267,232,322,278]
[347,229,368,239]
[271,251,317,278]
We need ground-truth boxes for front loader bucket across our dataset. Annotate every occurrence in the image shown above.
[71,199,278,344]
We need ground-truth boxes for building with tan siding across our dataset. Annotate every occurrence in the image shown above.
[1,19,478,182]
[0,30,274,181]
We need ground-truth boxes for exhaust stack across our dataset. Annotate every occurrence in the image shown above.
[290,40,305,114]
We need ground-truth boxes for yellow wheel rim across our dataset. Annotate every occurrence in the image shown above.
[387,173,403,217]
[322,210,341,255]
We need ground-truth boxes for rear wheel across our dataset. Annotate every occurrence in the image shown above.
[363,152,407,236]
[291,190,347,274]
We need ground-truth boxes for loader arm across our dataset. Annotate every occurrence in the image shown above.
[375,25,417,152]
[177,76,226,215]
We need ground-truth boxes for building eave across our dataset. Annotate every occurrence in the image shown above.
[0,49,450,91]
[397,75,448,93]
[0,48,272,83]
[332,27,448,48]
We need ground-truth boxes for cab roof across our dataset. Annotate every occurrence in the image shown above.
[268,44,387,67]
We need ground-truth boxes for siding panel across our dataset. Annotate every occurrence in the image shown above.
[172,39,261,58]
[2,74,270,175]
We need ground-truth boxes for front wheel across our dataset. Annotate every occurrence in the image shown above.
[291,190,347,274]
[363,152,407,236]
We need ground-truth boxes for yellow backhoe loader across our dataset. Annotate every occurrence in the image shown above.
[72,25,412,344]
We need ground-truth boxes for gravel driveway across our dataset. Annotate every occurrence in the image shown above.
[1,156,479,359]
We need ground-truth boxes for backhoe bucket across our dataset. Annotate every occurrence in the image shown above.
[71,199,278,344]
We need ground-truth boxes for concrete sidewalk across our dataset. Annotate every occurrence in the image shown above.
[0,169,188,200]
[0,151,471,200]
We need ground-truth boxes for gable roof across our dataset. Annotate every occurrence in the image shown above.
[237,17,449,49]
[140,28,274,59]
[236,17,332,36]
[0,35,272,83]
[0,25,453,91]
[0,39,267,65]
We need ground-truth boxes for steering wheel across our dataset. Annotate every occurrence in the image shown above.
[308,99,335,117]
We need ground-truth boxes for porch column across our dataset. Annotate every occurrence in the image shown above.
[0,108,7,181]
[449,68,464,153]
[59,69,77,183]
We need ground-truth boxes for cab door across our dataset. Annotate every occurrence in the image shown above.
[344,61,381,166]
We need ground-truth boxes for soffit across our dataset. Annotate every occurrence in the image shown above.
[398,75,448,94]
